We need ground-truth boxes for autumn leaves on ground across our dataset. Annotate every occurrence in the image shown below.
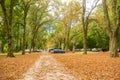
[0,52,120,80]
[0,53,41,80]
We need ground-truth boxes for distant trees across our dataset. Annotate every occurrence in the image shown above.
[64,1,81,52]
[0,16,6,53]
[54,1,81,51]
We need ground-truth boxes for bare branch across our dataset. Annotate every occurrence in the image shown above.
[87,0,99,18]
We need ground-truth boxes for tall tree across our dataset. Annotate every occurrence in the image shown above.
[0,0,15,57]
[102,0,120,57]
[62,1,81,51]
[20,0,31,55]
[70,26,80,53]
[13,5,23,52]
[82,0,99,54]
[29,0,52,52]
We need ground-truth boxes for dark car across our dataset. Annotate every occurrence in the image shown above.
[49,48,54,52]
[101,48,108,52]
[51,49,65,53]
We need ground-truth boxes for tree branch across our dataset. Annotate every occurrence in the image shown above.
[102,0,112,36]
[87,0,99,18]
[115,6,120,35]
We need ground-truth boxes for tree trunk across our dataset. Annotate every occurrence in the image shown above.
[22,1,31,54]
[7,25,14,57]
[30,30,36,53]
[7,0,14,57]
[59,40,62,49]
[32,34,35,51]
[82,0,98,54]
[20,38,22,50]
[0,42,4,53]
[83,29,87,54]
[65,26,70,52]
[102,0,120,57]
[0,0,14,57]
[72,37,76,53]
[22,8,28,55]
[82,0,87,54]
[65,35,69,51]
[0,36,5,53]
[109,34,119,57]
[22,18,26,55]
[16,31,19,52]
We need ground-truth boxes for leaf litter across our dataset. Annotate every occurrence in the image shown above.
[52,52,120,80]
[1,52,120,80]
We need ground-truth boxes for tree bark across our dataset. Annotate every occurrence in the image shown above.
[65,26,70,52]
[82,0,99,54]
[72,37,76,53]
[0,41,4,53]
[110,5,120,57]
[102,0,120,57]
[31,33,36,52]
[7,0,14,57]
[83,29,87,54]
[82,0,87,54]
[22,14,26,55]
[109,34,119,57]
[22,1,30,55]
[16,25,20,52]
[0,0,14,57]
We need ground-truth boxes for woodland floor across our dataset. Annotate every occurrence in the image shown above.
[0,52,120,80]
[51,52,120,80]
[0,53,41,80]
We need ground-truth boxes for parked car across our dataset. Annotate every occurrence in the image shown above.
[51,49,65,53]
[118,48,120,52]
[80,48,91,51]
[80,48,84,51]
[48,48,54,52]
[87,48,92,51]
[25,49,30,53]
[101,48,108,52]
[92,48,98,52]
[75,49,81,52]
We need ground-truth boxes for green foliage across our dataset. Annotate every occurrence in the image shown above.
[117,0,120,6]
[88,22,109,49]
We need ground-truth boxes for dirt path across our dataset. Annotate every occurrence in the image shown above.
[19,53,77,80]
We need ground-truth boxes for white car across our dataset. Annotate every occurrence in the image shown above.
[25,49,30,53]
[92,48,98,52]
